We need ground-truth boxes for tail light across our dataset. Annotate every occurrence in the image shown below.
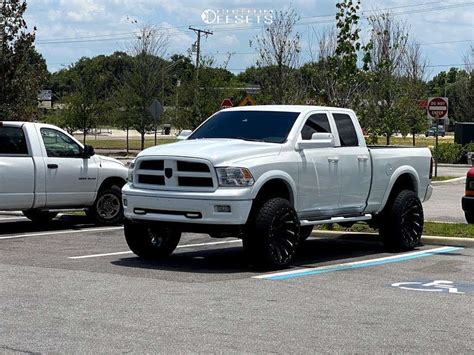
[466,176,474,197]
[429,157,434,180]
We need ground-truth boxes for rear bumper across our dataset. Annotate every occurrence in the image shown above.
[122,185,252,225]
[462,196,474,212]
[424,184,433,202]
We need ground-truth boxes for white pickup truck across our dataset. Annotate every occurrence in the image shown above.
[0,122,128,224]
[122,106,433,267]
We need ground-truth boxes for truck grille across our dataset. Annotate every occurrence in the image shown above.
[135,158,215,191]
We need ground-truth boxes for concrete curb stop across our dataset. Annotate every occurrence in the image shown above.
[311,230,474,248]
[431,176,466,186]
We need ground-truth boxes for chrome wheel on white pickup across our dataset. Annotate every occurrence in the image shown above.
[87,185,123,225]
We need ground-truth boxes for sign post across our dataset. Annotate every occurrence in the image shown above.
[148,99,163,145]
[427,97,448,178]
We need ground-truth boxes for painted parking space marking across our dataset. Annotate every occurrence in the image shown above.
[68,239,242,259]
[391,280,473,294]
[0,226,123,240]
[253,246,463,280]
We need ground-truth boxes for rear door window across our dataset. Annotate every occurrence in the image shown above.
[0,126,29,155]
[333,113,359,147]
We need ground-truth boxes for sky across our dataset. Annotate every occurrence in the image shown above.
[25,0,474,78]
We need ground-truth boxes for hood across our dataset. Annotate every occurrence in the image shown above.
[137,139,281,166]
[96,155,125,167]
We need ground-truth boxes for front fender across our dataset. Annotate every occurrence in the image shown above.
[250,170,297,206]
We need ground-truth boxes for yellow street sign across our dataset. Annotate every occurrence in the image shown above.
[238,94,256,106]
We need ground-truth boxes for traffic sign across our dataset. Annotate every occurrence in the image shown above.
[238,94,256,106]
[148,99,163,122]
[427,97,448,120]
[220,98,233,109]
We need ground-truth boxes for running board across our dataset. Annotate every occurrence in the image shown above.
[300,214,372,226]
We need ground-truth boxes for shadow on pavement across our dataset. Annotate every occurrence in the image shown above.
[0,214,101,235]
[111,234,387,275]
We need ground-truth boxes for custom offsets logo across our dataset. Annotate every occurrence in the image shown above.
[201,9,273,25]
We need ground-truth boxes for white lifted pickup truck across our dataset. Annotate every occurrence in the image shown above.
[0,122,128,224]
[123,106,433,267]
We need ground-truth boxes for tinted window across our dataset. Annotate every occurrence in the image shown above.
[188,110,300,144]
[0,126,28,155]
[301,113,331,140]
[333,113,358,146]
[41,128,82,158]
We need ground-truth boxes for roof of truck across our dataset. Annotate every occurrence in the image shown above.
[223,105,355,114]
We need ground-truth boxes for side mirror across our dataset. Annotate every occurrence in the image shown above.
[177,129,192,141]
[83,144,95,159]
[296,133,335,150]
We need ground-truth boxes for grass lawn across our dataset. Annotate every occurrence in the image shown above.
[317,221,474,238]
[82,138,176,150]
[369,135,453,147]
[431,176,457,182]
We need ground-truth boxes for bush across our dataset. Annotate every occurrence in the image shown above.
[431,143,464,164]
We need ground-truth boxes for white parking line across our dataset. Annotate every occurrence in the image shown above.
[68,239,242,259]
[0,226,123,240]
[0,216,27,221]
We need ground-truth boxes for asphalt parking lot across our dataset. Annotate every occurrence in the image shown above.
[0,214,472,353]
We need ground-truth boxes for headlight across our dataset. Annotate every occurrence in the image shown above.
[127,161,135,183]
[216,167,254,187]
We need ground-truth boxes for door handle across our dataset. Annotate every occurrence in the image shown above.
[47,164,58,169]
[328,157,339,163]
[358,156,369,162]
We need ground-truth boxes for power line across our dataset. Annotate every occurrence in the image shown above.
[35,1,474,44]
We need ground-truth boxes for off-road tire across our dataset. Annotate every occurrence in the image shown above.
[87,185,123,225]
[22,210,58,223]
[300,226,313,241]
[243,197,300,268]
[124,221,181,259]
[465,211,474,224]
[379,190,424,251]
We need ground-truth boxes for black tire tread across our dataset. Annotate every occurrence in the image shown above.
[124,221,181,259]
[380,190,423,251]
[244,197,300,268]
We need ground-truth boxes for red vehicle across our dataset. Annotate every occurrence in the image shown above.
[462,167,474,224]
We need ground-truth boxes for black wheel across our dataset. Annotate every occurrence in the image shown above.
[243,197,300,268]
[465,212,474,224]
[22,210,58,223]
[87,185,123,225]
[379,190,424,251]
[124,221,181,259]
[300,226,313,241]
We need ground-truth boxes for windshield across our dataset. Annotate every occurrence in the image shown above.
[188,110,300,143]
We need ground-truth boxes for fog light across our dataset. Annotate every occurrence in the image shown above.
[123,199,127,207]
[214,205,231,213]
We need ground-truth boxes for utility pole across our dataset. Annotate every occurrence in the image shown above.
[188,27,213,82]
[188,27,212,125]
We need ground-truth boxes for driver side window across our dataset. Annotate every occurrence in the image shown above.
[301,113,331,140]
[41,128,82,158]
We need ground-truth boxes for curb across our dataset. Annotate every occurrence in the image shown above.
[432,177,466,186]
[311,230,473,248]
[0,211,24,216]
[438,163,471,168]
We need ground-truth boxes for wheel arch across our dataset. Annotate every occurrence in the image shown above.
[250,172,297,207]
[97,176,126,194]
[378,167,420,213]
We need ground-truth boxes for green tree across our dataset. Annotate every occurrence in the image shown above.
[253,8,302,104]
[0,0,48,120]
